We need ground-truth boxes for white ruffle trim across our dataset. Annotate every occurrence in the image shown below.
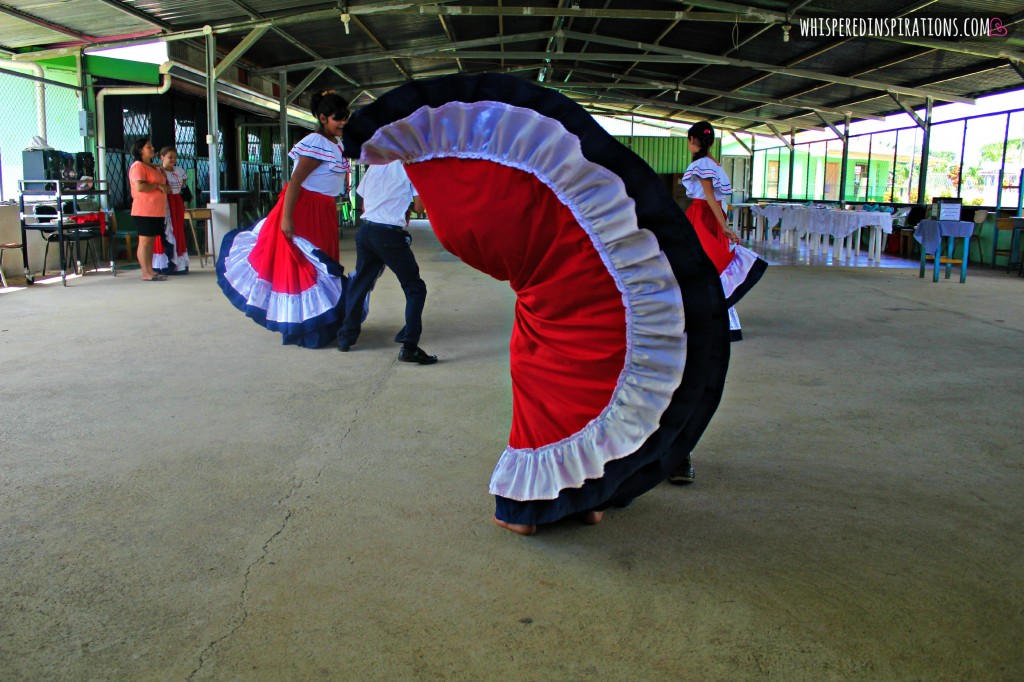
[681,157,733,201]
[360,101,687,502]
[720,244,762,301]
[220,219,344,324]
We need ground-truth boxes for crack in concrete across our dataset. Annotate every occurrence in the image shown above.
[186,376,383,680]
[186,472,313,680]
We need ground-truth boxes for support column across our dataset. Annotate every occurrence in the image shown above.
[279,71,289,179]
[838,114,850,205]
[916,98,933,207]
[787,128,795,200]
[205,29,221,204]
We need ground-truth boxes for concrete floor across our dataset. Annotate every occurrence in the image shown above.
[1,224,1022,680]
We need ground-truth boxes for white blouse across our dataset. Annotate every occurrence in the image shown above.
[163,165,187,195]
[288,133,351,197]
[680,156,732,203]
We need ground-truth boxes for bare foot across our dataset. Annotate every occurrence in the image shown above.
[580,510,604,525]
[493,515,537,536]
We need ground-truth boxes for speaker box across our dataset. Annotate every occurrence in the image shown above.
[22,149,77,191]
[76,152,95,178]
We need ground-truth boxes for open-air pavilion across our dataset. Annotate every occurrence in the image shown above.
[1,2,1022,679]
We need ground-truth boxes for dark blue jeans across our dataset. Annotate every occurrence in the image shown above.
[339,221,427,346]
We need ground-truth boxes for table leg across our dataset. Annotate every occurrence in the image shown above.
[919,241,927,278]
[959,236,968,283]
[945,236,954,279]
[73,231,84,276]
[57,227,68,286]
[207,220,217,267]
[1009,227,1023,274]
[932,238,941,282]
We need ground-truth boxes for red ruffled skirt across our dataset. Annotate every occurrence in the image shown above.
[217,185,348,348]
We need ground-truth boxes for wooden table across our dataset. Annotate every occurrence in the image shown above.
[184,208,215,267]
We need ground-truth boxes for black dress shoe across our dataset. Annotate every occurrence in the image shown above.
[337,338,352,352]
[398,346,437,365]
[667,453,695,485]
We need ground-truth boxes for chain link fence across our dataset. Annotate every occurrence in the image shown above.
[0,69,85,203]
[2,66,316,220]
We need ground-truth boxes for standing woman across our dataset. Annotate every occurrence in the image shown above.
[218,91,352,347]
[680,120,767,338]
[671,121,767,486]
[128,137,169,281]
[153,146,190,275]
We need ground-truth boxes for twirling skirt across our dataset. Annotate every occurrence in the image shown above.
[342,73,734,526]
[216,186,348,348]
[686,199,767,307]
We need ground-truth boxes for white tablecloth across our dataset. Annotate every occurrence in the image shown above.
[780,208,893,239]
[913,220,973,254]
[750,203,801,228]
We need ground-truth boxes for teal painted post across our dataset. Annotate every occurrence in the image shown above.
[945,235,954,279]
[959,237,968,283]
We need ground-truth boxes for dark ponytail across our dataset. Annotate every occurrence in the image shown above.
[311,90,350,129]
[687,121,715,161]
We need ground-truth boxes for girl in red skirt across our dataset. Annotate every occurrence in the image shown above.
[218,91,352,348]
[154,146,189,275]
[680,120,767,341]
[671,121,768,486]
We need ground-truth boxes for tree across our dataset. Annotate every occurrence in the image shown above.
[980,138,1024,164]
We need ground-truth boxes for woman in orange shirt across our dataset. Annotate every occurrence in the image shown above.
[128,137,169,281]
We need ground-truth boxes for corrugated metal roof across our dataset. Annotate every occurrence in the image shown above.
[1,0,1021,134]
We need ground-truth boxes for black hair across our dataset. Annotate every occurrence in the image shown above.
[129,137,152,161]
[158,145,177,157]
[687,121,715,161]
[311,90,350,129]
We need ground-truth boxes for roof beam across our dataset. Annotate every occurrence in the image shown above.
[676,0,904,122]
[556,74,886,121]
[214,26,269,80]
[217,0,360,89]
[435,12,465,74]
[813,111,844,139]
[394,5,768,23]
[801,60,1011,119]
[888,92,925,128]
[252,30,556,75]
[351,15,412,81]
[727,131,752,154]
[285,67,326,105]
[559,29,975,104]
[675,1,1024,71]
[92,0,174,31]
[581,103,744,133]
[671,0,815,107]
[497,0,505,69]
[873,36,1024,65]
[563,88,824,131]
[0,5,96,42]
[764,123,794,150]
[419,50,729,65]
